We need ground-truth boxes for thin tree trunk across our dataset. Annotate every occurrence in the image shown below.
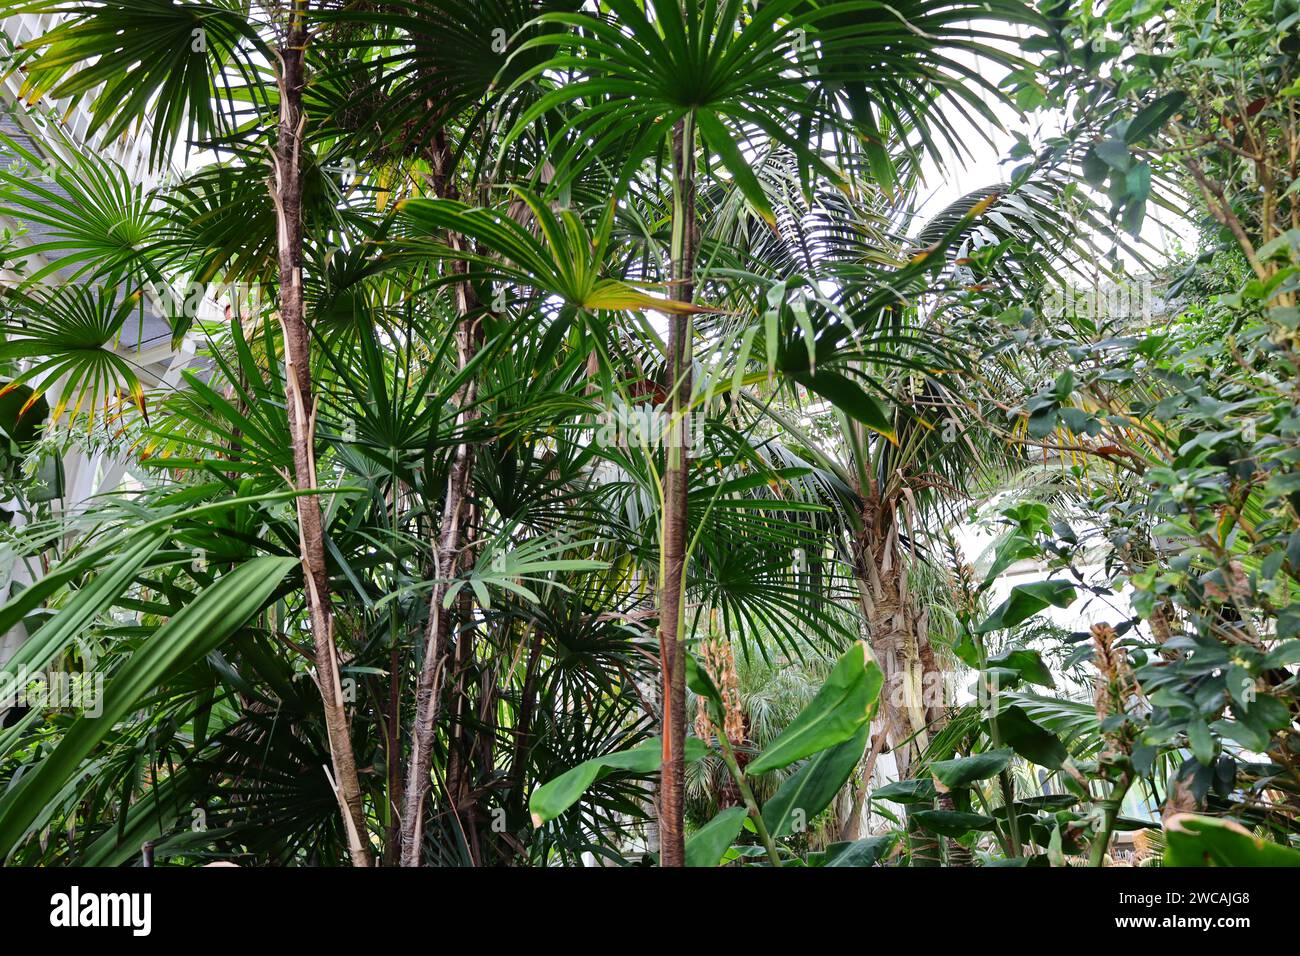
[508,626,543,794]
[444,584,480,863]
[657,115,696,867]
[381,643,402,866]
[399,134,482,866]
[399,315,478,865]
[270,0,371,867]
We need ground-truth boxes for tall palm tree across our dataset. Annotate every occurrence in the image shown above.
[494,0,1039,864]
[0,0,1081,868]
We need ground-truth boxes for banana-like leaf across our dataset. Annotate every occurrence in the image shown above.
[986,648,1056,688]
[763,720,870,837]
[1163,814,1300,867]
[910,809,997,837]
[930,748,1013,791]
[977,580,1076,633]
[685,806,748,867]
[872,778,936,804]
[994,705,1067,770]
[747,641,882,775]
[529,736,708,826]
[822,834,897,867]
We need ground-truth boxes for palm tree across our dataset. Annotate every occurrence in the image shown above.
[0,0,1081,868]
[492,0,1039,864]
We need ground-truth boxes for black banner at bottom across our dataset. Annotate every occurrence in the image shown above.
[0,865,1287,943]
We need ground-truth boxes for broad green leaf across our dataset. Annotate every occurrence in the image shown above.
[529,737,708,825]
[1081,146,1109,187]
[986,648,1055,688]
[1095,138,1131,171]
[823,834,897,867]
[1164,814,1300,867]
[686,651,723,716]
[911,809,997,837]
[1124,91,1187,144]
[747,641,882,775]
[1263,640,1300,669]
[978,580,1076,632]
[1126,161,1152,205]
[1187,714,1216,766]
[996,705,1067,769]
[872,778,936,804]
[930,748,1014,791]
[685,806,748,867]
[982,529,1042,587]
[763,721,870,837]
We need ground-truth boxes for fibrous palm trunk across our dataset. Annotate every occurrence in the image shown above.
[271,0,371,867]
[851,490,943,780]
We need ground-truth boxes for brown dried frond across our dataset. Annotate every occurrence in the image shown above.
[1091,623,1135,724]
[698,633,745,747]
[944,536,977,615]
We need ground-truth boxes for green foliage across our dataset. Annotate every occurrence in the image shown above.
[529,737,709,826]
[745,641,881,775]
[1164,814,1300,867]
[0,0,1294,871]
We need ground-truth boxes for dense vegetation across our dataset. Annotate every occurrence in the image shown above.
[0,0,1296,867]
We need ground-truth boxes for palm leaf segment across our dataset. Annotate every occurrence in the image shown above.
[397,186,706,314]
[502,0,1035,219]
[9,0,270,169]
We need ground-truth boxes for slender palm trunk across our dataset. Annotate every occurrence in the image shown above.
[399,292,479,864]
[657,115,696,867]
[271,1,371,867]
[382,643,402,866]
[399,135,482,866]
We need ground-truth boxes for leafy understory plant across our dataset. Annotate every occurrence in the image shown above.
[529,641,884,866]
